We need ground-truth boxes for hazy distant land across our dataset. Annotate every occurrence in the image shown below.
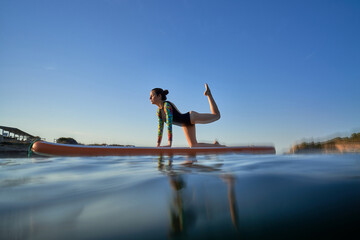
[290,133,360,154]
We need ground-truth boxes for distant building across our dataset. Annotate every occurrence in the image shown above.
[0,126,38,143]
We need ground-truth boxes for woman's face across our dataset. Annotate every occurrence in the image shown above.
[150,90,161,105]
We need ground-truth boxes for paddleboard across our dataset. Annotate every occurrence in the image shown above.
[31,141,276,157]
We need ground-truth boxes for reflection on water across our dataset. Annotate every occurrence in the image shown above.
[1,154,360,239]
[157,155,238,238]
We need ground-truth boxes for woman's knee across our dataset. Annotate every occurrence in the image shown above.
[189,137,198,147]
[188,141,196,148]
[216,112,221,121]
[211,112,221,122]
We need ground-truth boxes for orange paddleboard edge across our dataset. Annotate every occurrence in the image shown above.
[31,141,276,157]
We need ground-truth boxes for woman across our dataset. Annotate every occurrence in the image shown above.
[150,84,224,148]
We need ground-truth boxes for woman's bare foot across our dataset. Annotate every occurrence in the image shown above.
[214,139,226,147]
[204,83,211,96]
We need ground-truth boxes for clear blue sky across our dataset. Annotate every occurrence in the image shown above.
[1,0,359,153]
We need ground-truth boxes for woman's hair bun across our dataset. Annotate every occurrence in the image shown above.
[151,88,169,100]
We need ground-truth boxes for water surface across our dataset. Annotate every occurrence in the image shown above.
[1,154,360,239]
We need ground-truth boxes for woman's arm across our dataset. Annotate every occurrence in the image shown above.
[164,102,173,147]
[157,108,164,147]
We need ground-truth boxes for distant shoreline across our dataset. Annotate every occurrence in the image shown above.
[290,133,360,154]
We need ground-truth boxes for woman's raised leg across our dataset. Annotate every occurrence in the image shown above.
[190,84,221,124]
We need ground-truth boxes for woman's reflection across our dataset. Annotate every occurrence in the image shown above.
[221,174,240,232]
[157,155,240,236]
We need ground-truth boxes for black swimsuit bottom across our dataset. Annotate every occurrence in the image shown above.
[162,101,193,126]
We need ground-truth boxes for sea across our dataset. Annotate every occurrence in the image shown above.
[1,153,360,240]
